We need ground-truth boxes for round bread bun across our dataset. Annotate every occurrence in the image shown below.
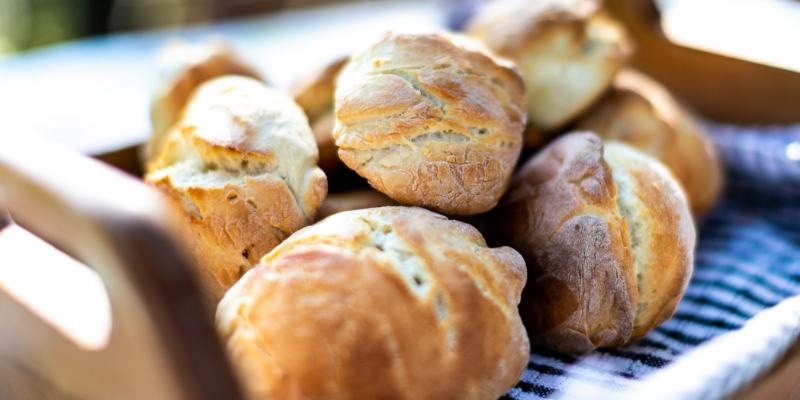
[145,76,327,302]
[148,40,262,161]
[217,207,529,400]
[315,188,397,220]
[576,69,724,214]
[291,57,349,178]
[465,0,631,143]
[333,32,527,215]
[491,132,694,354]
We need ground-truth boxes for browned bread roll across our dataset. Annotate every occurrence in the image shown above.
[291,57,349,178]
[315,188,397,220]
[217,207,529,400]
[145,76,327,302]
[576,69,724,214]
[333,32,527,215]
[465,0,631,144]
[148,40,262,161]
[491,132,694,354]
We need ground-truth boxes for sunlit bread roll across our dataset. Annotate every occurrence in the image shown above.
[291,57,349,178]
[576,69,723,214]
[333,32,527,215]
[490,133,694,354]
[145,76,327,302]
[217,207,529,400]
[148,40,262,161]
[466,0,631,141]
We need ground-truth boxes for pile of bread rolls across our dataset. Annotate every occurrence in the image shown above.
[140,0,723,398]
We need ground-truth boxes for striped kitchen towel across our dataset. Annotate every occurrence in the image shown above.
[502,122,800,399]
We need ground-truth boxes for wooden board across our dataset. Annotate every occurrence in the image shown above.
[606,0,800,124]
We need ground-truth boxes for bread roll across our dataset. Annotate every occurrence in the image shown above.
[315,188,397,220]
[491,132,694,354]
[292,57,349,178]
[333,32,527,215]
[577,69,723,214]
[148,40,262,161]
[217,207,529,400]
[145,76,327,302]
[466,0,631,142]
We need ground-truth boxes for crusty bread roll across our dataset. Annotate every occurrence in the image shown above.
[333,32,527,215]
[148,40,262,161]
[315,188,397,220]
[291,57,349,178]
[145,76,327,302]
[577,69,724,214]
[491,132,694,354]
[217,207,529,400]
[466,0,631,143]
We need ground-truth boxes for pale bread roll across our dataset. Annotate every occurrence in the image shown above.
[577,69,724,214]
[466,0,631,144]
[217,207,529,400]
[146,76,327,302]
[491,132,694,354]
[148,40,262,161]
[334,32,527,215]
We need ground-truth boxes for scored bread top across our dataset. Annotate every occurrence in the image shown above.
[492,132,695,354]
[465,0,631,133]
[217,207,529,400]
[333,32,527,215]
[577,69,724,214]
[150,76,325,220]
[146,76,327,301]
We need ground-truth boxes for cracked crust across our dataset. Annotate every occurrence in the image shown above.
[576,69,724,214]
[333,32,526,215]
[490,133,694,354]
[465,0,631,138]
[145,76,327,303]
[217,207,529,400]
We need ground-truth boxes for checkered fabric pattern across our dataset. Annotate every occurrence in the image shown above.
[502,122,800,399]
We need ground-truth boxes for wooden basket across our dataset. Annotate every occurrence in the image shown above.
[0,134,244,400]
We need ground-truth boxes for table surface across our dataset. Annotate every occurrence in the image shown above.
[0,0,448,155]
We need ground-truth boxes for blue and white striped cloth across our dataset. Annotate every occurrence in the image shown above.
[503,122,800,399]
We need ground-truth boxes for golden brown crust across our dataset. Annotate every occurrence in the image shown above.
[490,132,695,354]
[333,32,527,215]
[493,133,636,354]
[291,58,349,178]
[148,40,262,161]
[466,0,631,136]
[577,69,724,214]
[217,207,529,400]
[145,76,327,302]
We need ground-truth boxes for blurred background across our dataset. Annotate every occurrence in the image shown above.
[0,0,418,55]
